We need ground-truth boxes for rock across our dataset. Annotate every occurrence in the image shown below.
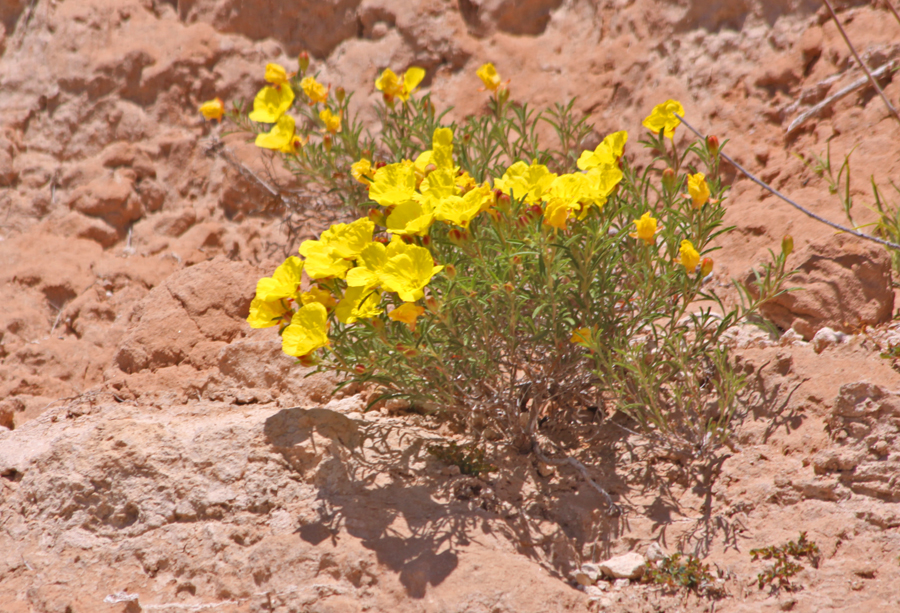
[779,328,805,346]
[177,0,360,57]
[584,585,606,598]
[113,256,259,373]
[754,234,893,340]
[458,0,564,36]
[645,542,667,562]
[598,552,646,580]
[68,172,143,229]
[54,211,121,248]
[572,563,601,586]
[811,326,843,354]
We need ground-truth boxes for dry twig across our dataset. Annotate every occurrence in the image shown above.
[821,0,900,129]
[786,60,898,134]
[675,112,900,252]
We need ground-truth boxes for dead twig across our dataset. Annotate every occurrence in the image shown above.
[674,112,900,252]
[821,0,900,129]
[786,60,898,134]
[884,0,900,30]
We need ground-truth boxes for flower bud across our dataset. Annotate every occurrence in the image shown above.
[448,228,467,244]
[335,86,346,103]
[367,207,384,225]
[495,191,511,211]
[354,364,366,374]
[707,135,720,158]
[297,353,317,367]
[700,257,714,278]
[445,264,456,279]
[662,167,677,192]
[782,234,794,257]
[298,51,310,74]
[498,87,510,106]
[323,134,332,152]
[421,235,431,247]
[425,296,439,311]
[503,282,514,293]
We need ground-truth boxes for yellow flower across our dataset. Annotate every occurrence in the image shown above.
[335,285,383,324]
[477,63,502,91]
[248,84,295,123]
[399,67,426,102]
[494,161,557,205]
[385,200,435,236]
[642,99,685,139]
[255,114,304,154]
[300,287,336,309]
[369,162,418,207]
[686,172,710,209]
[375,67,425,103]
[543,173,591,229]
[351,158,373,185]
[677,239,700,271]
[282,303,330,358]
[319,108,342,134]
[435,183,493,229]
[345,236,410,288]
[571,327,593,348]
[307,217,375,260]
[255,256,304,302]
[413,127,455,176]
[583,164,623,213]
[247,256,304,328]
[576,130,628,171]
[264,63,290,86]
[416,167,457,208]
[379,245,444,302]
[389,302,425,331]
[298,218,374,279]
[300,76,329,104]
[456,170,477,194]
[247,296,291,329]
[375,68,401,98]
[199,97,225,121]
[629,212,658,245]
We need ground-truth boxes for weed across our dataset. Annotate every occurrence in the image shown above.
[642,553,725,597]
[750,532,820,591]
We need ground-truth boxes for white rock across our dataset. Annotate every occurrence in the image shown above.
[573,563,601,585]
[812,327,839,353]
[645,542,667,562]
[599,552,646,579]
[779,328,803,345]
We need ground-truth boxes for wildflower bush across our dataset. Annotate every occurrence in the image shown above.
[203,58,792,457]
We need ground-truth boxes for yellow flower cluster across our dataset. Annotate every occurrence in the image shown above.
[245,63,306,154]
[492,131,626,230]
[245,72,712,361]
[248,216,444,358]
